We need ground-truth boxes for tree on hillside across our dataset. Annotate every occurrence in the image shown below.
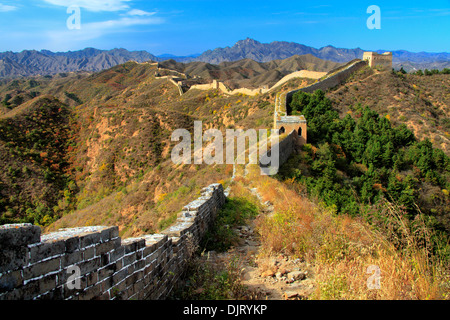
[285,90,450,238]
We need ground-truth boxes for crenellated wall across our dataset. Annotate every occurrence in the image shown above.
[261,60,369,175]
[176,70,326,97]
[258,130,297,175]
[0,183,226,300]
[285,60,368,108]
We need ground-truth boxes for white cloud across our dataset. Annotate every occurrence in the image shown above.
[126,9,156,16]
[42,0,131,12]
[45,16,164,49]
[0,3,18,12]
[85,16,163,31]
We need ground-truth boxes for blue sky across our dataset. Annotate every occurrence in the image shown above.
[0,0,449,55]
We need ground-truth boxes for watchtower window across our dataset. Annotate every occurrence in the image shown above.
[298,127,303,137]
[279,127,285,134]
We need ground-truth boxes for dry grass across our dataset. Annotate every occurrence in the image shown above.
[243,166,450,300]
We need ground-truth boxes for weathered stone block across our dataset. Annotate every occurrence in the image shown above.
[37,284,63,300]
[0,246,29,274]
[142,244,156,258]
[122,238,145,254]
[29,240,65,264]
[109,246,125,262]
[80,232,101,248]
[0,223,41,247]
[37,273,58,294]
[86,271,99,287]
[61,250,83,268]
[98,290,110,300]
[99,227,119,243]
[161,221,194,238]
[112,268,128,285]
[114,258,123,272]
[98,263,118,282]
[78,283,101,300]
[123,252,137,266]
[100,277,113,293]
[78,256,101,275]
[111,279,127,297]
[21,278,40,300]
[82,246,95,260]
[64,236,81,253]
[23,257,61,281]
[100,253,109,266]
[0,270,23,293]
[125,272,138,288]
[134,259,145,271]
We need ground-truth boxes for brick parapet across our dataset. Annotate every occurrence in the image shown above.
[0,183,225,300]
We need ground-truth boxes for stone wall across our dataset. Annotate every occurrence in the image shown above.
[259,130,297,174]
[269,70,326,90]
[186,70,327,97]
[285,60,368,108]
[0,183,226,300]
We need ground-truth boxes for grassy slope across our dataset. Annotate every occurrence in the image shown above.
[0,61,298,237]
[0,96,75,225]
[240,167,449,299]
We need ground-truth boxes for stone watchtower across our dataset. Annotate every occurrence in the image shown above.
[363,52,393,70]
[274,93,307,146]
[275,115,307,145]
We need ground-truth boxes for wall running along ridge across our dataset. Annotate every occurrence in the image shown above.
[0,184,226,300]
[0,59,370,300]
[264,60,368,173]
[258,130,297,174]
[163,70,326,97]
[285,60,368,108]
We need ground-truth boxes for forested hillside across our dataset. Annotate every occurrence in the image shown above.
[281,89,450,257]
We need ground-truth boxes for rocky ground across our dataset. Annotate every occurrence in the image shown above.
[204,189,316,300]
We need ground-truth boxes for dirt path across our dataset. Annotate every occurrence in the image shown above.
[210,186,316,300]
[236,221,315,300]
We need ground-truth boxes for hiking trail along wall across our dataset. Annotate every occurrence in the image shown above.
[0,58,368,300]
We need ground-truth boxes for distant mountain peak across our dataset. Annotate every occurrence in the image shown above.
[192,38,450,71]
[236,38,261,46]
[1,39,450,78]
[0,48,159,77]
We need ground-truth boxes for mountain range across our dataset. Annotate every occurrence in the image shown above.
[157,54,341,89]
[192,38,450,70]
[0,48,158,77]
[1,38,449,77]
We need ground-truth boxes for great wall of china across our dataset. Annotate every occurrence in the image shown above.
[0,58,369,300]
[0,184,226,300]
[155,66,327,97]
